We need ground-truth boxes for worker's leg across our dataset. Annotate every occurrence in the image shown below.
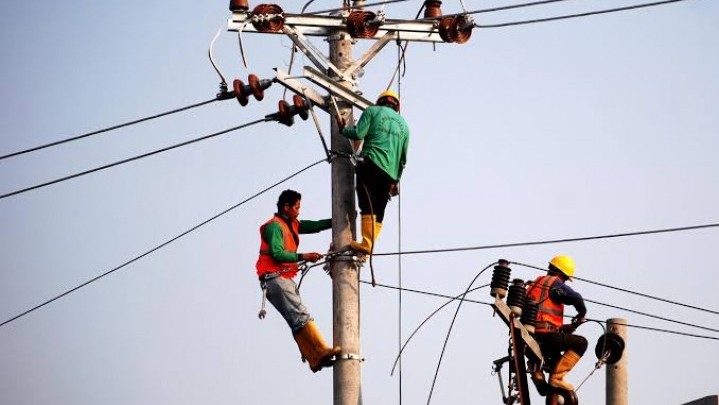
[537,333,588,391]
[353,161,391,253]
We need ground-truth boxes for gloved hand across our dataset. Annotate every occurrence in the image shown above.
[570,315,586,330]
[302,252,323,262]
[389,182,400,197]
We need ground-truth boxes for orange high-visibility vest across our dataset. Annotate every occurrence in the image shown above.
[256,215,300,279]
[527,275,564,332]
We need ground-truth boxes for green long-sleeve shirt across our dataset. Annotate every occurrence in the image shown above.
[342,105,409,181]
[262,217,331,263]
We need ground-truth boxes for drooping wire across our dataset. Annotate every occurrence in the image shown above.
[0,158,327,328]
[386,2,426,90]
[512,261,719,316]
[395,38,405,405]
[0,98,217,161]
[360,280,719,340]
[0,118,268,200]
[426,262,497,405]
[390,283,491,375]
[372,223,719,256]
[474,0,691,29]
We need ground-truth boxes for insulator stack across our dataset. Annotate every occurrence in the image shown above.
[277,95,311,126]
[229,0,250,11]
[490,260,511,298]
[520,298,539,333]
[438,15,473,44]
[423,0,443,18]
[251,4,285,32]
[346,10,380,39]
[594,332,625,365]
[233,74,272,106]
[506,279,526,316]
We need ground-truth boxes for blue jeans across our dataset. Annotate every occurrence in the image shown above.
[263,276,311,335]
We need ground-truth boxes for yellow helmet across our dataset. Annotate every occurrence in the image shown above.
[377,90,399,104]
[549,255,575,280]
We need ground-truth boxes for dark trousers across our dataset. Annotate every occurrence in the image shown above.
[356,160,394,223]
[535,332,588,362]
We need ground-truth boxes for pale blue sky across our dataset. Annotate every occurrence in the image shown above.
[1,1,718,404]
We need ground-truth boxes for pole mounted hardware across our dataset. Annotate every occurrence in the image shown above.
[233,74,273,106]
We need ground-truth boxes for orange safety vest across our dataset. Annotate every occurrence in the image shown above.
[527,275,564,332]
[256,215,300,279]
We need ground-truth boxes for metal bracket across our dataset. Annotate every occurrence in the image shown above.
[338,353,365,362]
[492,297,544,366]
[304,66,372,111]
[282,25,356,85]
[274,69,328,112]
[344,30,394,79]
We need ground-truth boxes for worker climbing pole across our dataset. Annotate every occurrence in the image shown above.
[489,259,626,405]
[224,1,476,403]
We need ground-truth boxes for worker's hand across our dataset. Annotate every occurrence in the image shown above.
[336,117,346,131]
[302,252,322,263]
[389,182,400,197]
[570,315,586,330]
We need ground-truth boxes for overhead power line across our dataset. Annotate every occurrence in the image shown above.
[0,98,217,161]
[361,280,719,341]
[513,261,719,316]
[0,118,268,200]
[372,223,719,256]
[475,0,690,28]
[0,158,326,329]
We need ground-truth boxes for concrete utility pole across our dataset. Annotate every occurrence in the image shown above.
[606,318,628,405]
[329,13,361,405]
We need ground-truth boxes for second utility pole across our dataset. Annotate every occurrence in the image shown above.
[330,7,361,405]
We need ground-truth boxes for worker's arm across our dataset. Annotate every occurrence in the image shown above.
[397,126,409,179]
[550,282,587,319]
[342,108,375,140]
[299,219,332,234]
[262,222,299,263]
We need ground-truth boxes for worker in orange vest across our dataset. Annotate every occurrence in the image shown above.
[526,255,588,391]
[256,189,340,372]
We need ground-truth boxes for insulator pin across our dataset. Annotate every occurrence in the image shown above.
[229,0,250,11]
[423,0,443,18]
[520,298,539,334]
[438,15,473,44]
[233,74,272,106]
[506,279,526,316]
[251,4,285,32]
[346,10,380,39]
[490,260,511,298]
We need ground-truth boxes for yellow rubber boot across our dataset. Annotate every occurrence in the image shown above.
[549,350,581,391]
[294,320,341,373]
[350,215,382,254]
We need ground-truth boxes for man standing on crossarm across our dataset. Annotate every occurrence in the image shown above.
[340,90,410,254]
[526,255,588,392]
[256,189,340,372]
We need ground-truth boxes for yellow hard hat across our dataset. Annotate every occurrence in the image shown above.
[377,90,399,103]
[549,255,575,280]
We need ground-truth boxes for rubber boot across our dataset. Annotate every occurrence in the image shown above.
[549,350,581,391]
[294,320,342,373]
[350,215,382,254]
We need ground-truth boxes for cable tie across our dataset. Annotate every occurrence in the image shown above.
[338,353,365,362]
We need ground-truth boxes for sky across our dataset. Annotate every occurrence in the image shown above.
[0,1,718,404]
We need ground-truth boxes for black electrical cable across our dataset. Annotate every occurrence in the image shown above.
[360,280,719,340]
[0,98,217,161]
[305,0,412,15]
[512,261,719,316]
[0,158,326,328]
[0,118,268,200]
[372,223,719,256]
[475,0,690,28]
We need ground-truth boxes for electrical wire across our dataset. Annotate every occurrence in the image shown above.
[474,0,690,29]
[360,280,719,340]
[427,262,496,405]
[0,98,217,161]
[372,223,719,256]
[0,158,327,328]
[0,118,268,200]
[512,261,719,316]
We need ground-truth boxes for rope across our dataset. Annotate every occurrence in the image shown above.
[0,158,326,328]
[0,119,268,200]
[0,98,217,161]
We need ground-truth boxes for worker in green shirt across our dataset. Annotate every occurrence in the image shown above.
[340,90,410,254]
[256,189,340,372]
